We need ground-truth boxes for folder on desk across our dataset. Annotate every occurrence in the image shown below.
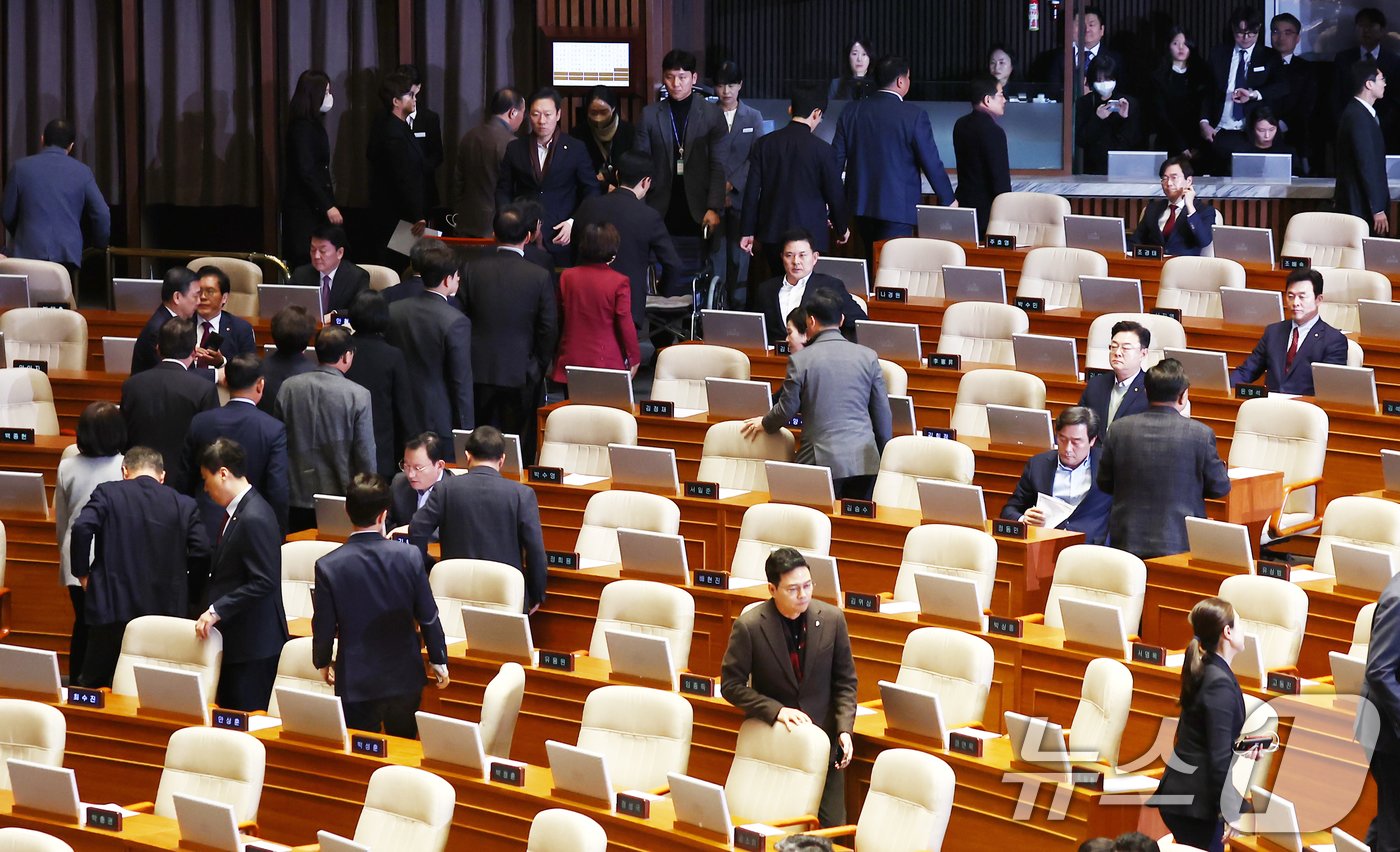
[604,630,677,688]
[815,256,870,297]
[879,680,951,744]
[668,772,734,839]
[0,645,62,700]
[453,429,523,477]
[1185,516,1254,573]
[1330,541,1398,593]
[916,480,986,529]
[917,205,979,243]
[313,494,353,539]
[705,377,772,420]
[417,712,490,778]
[765,460,835,511]
[545,740,615,810]
[566,366,635,411]
[701,309,769,351]
[461,605,535,665]
[6,759,82,822]
[1078,275,1143,314]
[274,687,348,747]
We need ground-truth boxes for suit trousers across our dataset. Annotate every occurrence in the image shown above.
[79,621,127,689]
[475,381,541,462]
[717,207,751,306]
[819,740,847,827]
[854,217,914,264]
[1161,812,1224,852]
[343,691,423,739]
[216,654,280,712]
[67,585,89,682]
[1368,750,1400,851]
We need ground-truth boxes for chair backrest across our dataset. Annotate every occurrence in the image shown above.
[1156,256,1246,318]
[1016,246,1109,308]
[1228,397,1328,518]
[574,490,681,563]
[1280,211,1368,268]
[936,301,1029,366]
[1348,338,1364,367]
[577,685,693,791]
[1318,267,1389,333]
[1218,574,1310,671]
[0,828,74,852]
[1351,602,1378,657]
[729,503,832,581]
[281,540,340,620]
[0,368,59,436]
[0,259,73,308]
[480,662,526,758]
[724,717,830,823]
[696,421,795,491]
[873,237,966,298]
[111,615,222,698]
[1067,657,1134,767]
[1085,312,1186,370]
[986,191,1071,247]
[153,726,266,822]
[873,436,976,510]
[360,264,402,292]
[0,700,65,791]
[267,636,334,717]
[188,257,261,318]
[852,749,956,852]
[1043,544,1147,633]
[429,559,525,633]
[950,369,1046,438]
[652,345,751,410]
[896,627,995,727]
[1312,495,1400,576]
[0,309,87,370]
[588,580,695,671]
[537,405,638,475]
[879,359,908,396]
[354,764,456,852]
[526,809,608,852]
[892,523,998,607]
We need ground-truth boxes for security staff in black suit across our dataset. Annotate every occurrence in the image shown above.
[366,71,427,265]
[755,229,866,342]
[194,438,289,712]
[191,266,256,371]
[1199,8,1288,173]
[999,407,1112,545]
[1044,5,1127,97]
[289,224,371,319]
[120,318,219,491]
[1269,14,1319,174]
[313,473,448,739]
[1332,8,1400,156]
[131,267,200,375]
[1129,157,1215,256]
[396,64,445,217]
[69,446,209,688]
[386,432,446,531]
[952,76,1013,240]
[1078,320,1151,430]
[1335,59,1392,236]
[1363,569,1400,850]
[345,291,420,479]
[378,237,463,312]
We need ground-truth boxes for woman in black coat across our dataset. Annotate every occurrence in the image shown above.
[570,85,636,189]
[283,70,340,268]
[1075,54,1144,174]
[1151,28,1212,163]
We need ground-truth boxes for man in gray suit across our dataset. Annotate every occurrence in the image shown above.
[1363,569,1400,850]
[741,288,891,500]
[453,88,524,237]
[713,60,766,303]
[1097,358,1231,559]
[1,118,110,272]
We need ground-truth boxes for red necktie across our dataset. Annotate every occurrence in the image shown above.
[1286,326,1299,371]
[1162,204,1179,240]
[199,320,213,349]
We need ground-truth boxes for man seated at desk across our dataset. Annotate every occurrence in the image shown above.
[755,228,865,342]
[1079,319,1149,430]
[1128,156,1214,256]
[1000,406,1112,545]
[1229,268,1348,396]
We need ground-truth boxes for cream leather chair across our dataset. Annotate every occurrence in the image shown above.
[573,490,681,563]
[896,628,994,727]
[873,237,966,298]
[267,637,333,717]
[0,309,87,370]
[873,436,976,510]
[1085,312,1187,370]
[652,345,750,411]
[111,615,222,699]
[0,700,65,790]
[696,421,795,491]
[1319,267,1389,332]
[986,191,1071,247]
[0,369,60,436]
[0,259,73,308]
[879,359,908,396]
[526,809,607,852]
[430,559,525,634]
[537,405,638,475]
[725,717,830,824]
[1156,256,1246,319]
[1280,211,1367,269]
[1348,338,1365,367]
[587,580,695,672]
[481,662,526,758]
[0,828,74,852]
[1350,603,1378,657]
[351,765,456,851]
[1067,657,1134,767]
[950,369,1046,439]
[729,504,832,582]
[1016,246,1109,308]
[1311,496,1400,576]
[891,524,998,611]
[188,257,260,317]
[1228,398,1328,538]
[1218,574,1310,671]
[360,264,401,293]
[281,540,339,620]
[936,301,1029,366]
[146,726,265,825]
[576,685,692,791]
[1041,545,1147,635]
[807,749,956,852]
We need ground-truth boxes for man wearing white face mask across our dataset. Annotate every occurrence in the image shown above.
[1075,54,1142,173]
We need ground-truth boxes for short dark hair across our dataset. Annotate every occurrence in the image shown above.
[774,836,834,852]
[196,265,231,296]
[1112,832,1160,852]
[1082,4,1106,27]
[785,304,810,331]
[395,63,423,86]
[1231,6,1263,33]
[404,431,447,464]
[314,324,355,364]
[874,56,911,89]
[577,222,620,264]
[764,546,809,586]
[198,437,248,478]
[615,150,654,188]
[715,60,744,85]
[585,84,620,113]
[161,267,198,304]
[1160,155,1194,179]
[378,71,414,109]
[348,290,390,335]
[528,87,563,112]
[1357,7,1387,28]
[969,74,1002,107]
[661,49,697,73]
[493,203,533,244]
[1351,58,1382,96]
[271,305,315,354]
[346,473,392,526]
[1077,839,1115,852]
[76,401,125,457]
[224,353,263,392]
[465,425,506,461]
[1271,13,1301,32]
[804,288,844,328]
[1055,405,1101,441]
[1087,52,1119,81]
[1250,105,1280,129]
[780,228,815,252]
[1285,267,1324,296]
[790,84,828,119]
[123,445,165,475]
[415,239,460,289]
[159,317,197,360]
[1145,357,1190,403]
[1111,320,1150,349]
[489,87,524,116]
[310,223,347,250]
[43,119,76,149]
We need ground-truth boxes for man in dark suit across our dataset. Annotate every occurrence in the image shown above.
[1098,359,1231,559]
[313,473,448,738]
[1199,7,1288,173]
[289,224,371,319]
[720,547,858,826]
[1129,157,1215,255]
[378,237,462,312]
[1044,6,1127,98]
[1333,8,1400,155]
[407,427,546,612]
[754,230,866,343]
[1270,13,1320,174]
[1363,569,1400,851]
[397,64,445,217]
[366,71,427,266]
[386,432,447,531]
[120,318,219,490]
[345,290,420,479]
[131,267,200,375]
[953,76,1013,240]
[1335,59,1391,236]
[1000,407,1112,545]
[1079,320,1151,430]
[190,266,256,370]
[386,239,473,461]
[1230,269,1349,395]
[453,87,524,238]
[258,305,315,416]
[833,56,955,254]
[69,446,208,688]
[714,61,766,303]
[0,118,109,271]
[495,87,600,266]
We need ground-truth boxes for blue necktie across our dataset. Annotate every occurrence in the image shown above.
[1231,49,1248,122]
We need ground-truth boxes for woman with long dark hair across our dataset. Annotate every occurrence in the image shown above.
[283,69,341,267]
[829,38,876,101]
[1151,27,1211,163]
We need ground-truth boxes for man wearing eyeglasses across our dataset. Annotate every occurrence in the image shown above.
[386,432,447,531]
[1129,157,1214,256]
[1200,7,1288,174]
[1079,320,1151,430]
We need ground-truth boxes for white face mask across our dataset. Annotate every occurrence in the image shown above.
[320,92,334,113]
[1092,81,1116,98]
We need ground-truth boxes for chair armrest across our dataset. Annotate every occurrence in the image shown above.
[769,814,820,831]
[1270,477,1324,537]
[878,592,894,601]
[125,802,155,814]
[1020,613,1045,624]
[237,820,259,836]
[802,825,857,842]
[858,699,884,711]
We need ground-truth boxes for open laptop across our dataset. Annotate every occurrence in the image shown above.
[1012,333,1080,378]
[258,284,319,320]
[917,205,979,243]
[273,687,348,747]
[765,461,835,511]
[603,630,676,687]
[6,759,82,822]
[1359,299,1400,342]
[0,471,49,518]
[566,367,635,411]
[879,680,950,744]
[316,832,370,852]
[1248,786,1303,852]
[1058,598,1129,656]
[855,320,923,364]
[815,256,870,297]
[916,480,987,529]
[1003,711,1072,773]
[912,572,987,629]
[1330,541,1398,593]
[1232,152,1293,179]
[1164,348,1232,396]
[1384,449,1400,492]
[133,664,208,722]
[1363,236,1400,275]
[453,430,523,477]
[1330,652,1367,697]
[617,528,689,583]
[102,336,137,375]
[986,403,1054,448]
[702,309,769,351]
[705,378,772,420]
[1063,214,1127,255]
[1311,363,1378,412]
[461,605,535,665]
[607,444,679,494]
[545,741,615,809]
[806,554,841,604]
[0,274,29,309]
[942,266,1007,303]
[1107,150,1166,179]
[313,494,354,539]
[667,772,734,839]
[1185,517,1254,573]
[113,277,162,312]
[1079,276,1143,314]
[889,395,916,437]
[1211,225,1275,267]
[173,793,253,852]
[416,712,489,778]
[0,645,62,700]
[1220,288,1284,327]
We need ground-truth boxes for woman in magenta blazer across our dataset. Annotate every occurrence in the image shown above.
[552,222,642,385]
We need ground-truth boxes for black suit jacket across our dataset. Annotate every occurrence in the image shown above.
[1277,56,1318,171]
[205,489,289,664]
[1151,653,1246,821]
[635,96,729,224]
[380,275,463,311]
[258,351,314,416]
[120,361,220,489]
[366,113,427,247]
[1364,570,1400,758]
[290,262,371,315]
[182,399,290,539]
[386,292,474,454]
[738,122,848,253]
[572,190,683,324]
[1078,369,1149,430]
[1333,47,1400,153]
[570,118,637,186]
[756,272,867,342]
[461,248,559,387]
[1201,44,1288,127]
[1129,198,1215,256]
[952,108,1011,238]
[344,332,421,479]
[131,306,176,375]
[494,134,600,254]
[1334,97,1389,222]
[386,471,426,530]
[1229,317,1350,395]
[999,448,1112,545]
[409,106,444,209]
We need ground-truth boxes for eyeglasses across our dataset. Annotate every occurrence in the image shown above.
[399,461,432,473]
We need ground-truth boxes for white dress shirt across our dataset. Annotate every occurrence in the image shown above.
[1219,44,1256,130]
[1053,456,1093,507]
[777,274,813,325]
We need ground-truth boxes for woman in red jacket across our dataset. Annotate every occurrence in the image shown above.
[552,222,641,386]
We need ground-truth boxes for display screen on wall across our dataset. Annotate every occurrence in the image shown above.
[552,42,630,87]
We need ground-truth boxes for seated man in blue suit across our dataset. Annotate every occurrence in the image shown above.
[1079,319,1150,430]
[1000,406,1112,545]
[755,229,866,342]
[1229,268,1348,395]
[1129,157,1214,256]
[191,266,256,371]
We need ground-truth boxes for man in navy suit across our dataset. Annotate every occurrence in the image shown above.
[385,432,446,531]
[754,230,866,343]
[313,473,448,738]
[999,407,1112,545]
[131,267,200,375]
[190,266,256,370]
[194,438,289,712]
[1363,569,1400,851]
[289,224,371,320]
[1334,59,1391,236]
[1,119,109,271]
[1229,268,1349,395]
[121,318,219,490]
[1199,7,1288,172]
[1079,320,1151,430]
[1129,157,1214,256]
[833,56,955,255]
